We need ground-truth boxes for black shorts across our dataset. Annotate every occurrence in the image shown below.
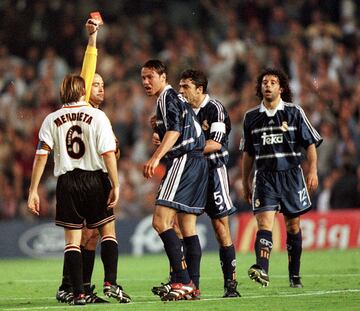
[252,166,311,217]
[205,165,236,219]
[55,169,115,229]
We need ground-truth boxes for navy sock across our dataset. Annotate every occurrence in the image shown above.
[64,245,83,296]
[100,237,118,285]
[81,246,95,293]
[287,230,302,277]
[255,230,273,273]
[219,244,236,284]
[183,235,202,289]
[169,239,186,283]
[159,229,190,284]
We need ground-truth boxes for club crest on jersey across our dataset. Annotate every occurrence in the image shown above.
[255,199,260,207]
[261,132,283,145]
[280,121,288,132]
[202,120,209,131]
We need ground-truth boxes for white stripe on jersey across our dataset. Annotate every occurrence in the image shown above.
[170,138,195,151]
[212,99,225,122]
[217,165,233,210]
[211,100,225,142]
[158,88,169,129]
[255,152,302,160]
[159,154,187,201]
[251,126,297,134]
[208,150,229,160]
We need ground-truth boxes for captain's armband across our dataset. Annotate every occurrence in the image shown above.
[36,140,51,155]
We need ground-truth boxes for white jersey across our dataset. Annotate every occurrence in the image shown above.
[36,101,116,176]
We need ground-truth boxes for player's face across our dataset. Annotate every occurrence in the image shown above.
[90,74,104,107]
[141,67,166,97]
[261,74,282,102]
[179,78,201,107]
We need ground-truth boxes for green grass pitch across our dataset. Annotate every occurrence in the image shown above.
[0,249,359,311]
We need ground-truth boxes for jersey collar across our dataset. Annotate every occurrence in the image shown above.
[259,99,284,117]
[62,100,89,108]
[193,94,210,115]
[157,85,172,99]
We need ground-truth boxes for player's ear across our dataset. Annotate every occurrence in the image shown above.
[161,73,167,83]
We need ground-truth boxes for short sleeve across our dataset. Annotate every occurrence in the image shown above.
[96,112,117,155]
[37,116,54,155]
[162,93,183,133]
[297,107,323,148]
[240,114,255,156]
[208,104,226,144]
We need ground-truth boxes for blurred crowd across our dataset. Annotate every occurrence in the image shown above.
[0,0,360,221]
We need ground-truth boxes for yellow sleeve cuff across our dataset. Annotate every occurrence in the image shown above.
[85,45,98,55]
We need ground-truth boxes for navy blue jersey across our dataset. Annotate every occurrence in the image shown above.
[194,95,231,168]
[241,100,323,171]
[155,85,205,159]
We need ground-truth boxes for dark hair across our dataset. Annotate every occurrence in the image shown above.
[255,68,292,102]
[180,69,208,93]
[60,74,85,104]
[142,59,167,76]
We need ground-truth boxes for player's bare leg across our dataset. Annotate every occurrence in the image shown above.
[212,216,240,297]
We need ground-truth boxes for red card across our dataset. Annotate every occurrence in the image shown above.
[90,11,104,25]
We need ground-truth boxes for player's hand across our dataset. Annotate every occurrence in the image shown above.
[143,157,160,179]
[27,191,40,216]
[115,138,120,160]
[152,133,161,145]
[150,115,157,130]
[86,18,100,35]
[306,171,319,193]
[107,186,119,209]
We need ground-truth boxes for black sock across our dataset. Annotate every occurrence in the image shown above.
[255,230,273,273]
[220,244,236,284]
[183,235,201,289]
[159,229,190,284]
[64,245,83,296]
[287,230,302,277]
[169,239,186,283]
[100,237,118,285]
[59,255,71,291]
[81,246,95,293]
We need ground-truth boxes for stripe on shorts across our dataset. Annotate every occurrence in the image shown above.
[217,165,232,210]
[159,154,187,201]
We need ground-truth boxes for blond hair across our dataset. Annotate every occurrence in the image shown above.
[60,74,85,104]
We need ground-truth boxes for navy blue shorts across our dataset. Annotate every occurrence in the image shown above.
[205,165,236,219]
[156,152,208,215]
[55,169,115,229]
[252,166,311,217]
